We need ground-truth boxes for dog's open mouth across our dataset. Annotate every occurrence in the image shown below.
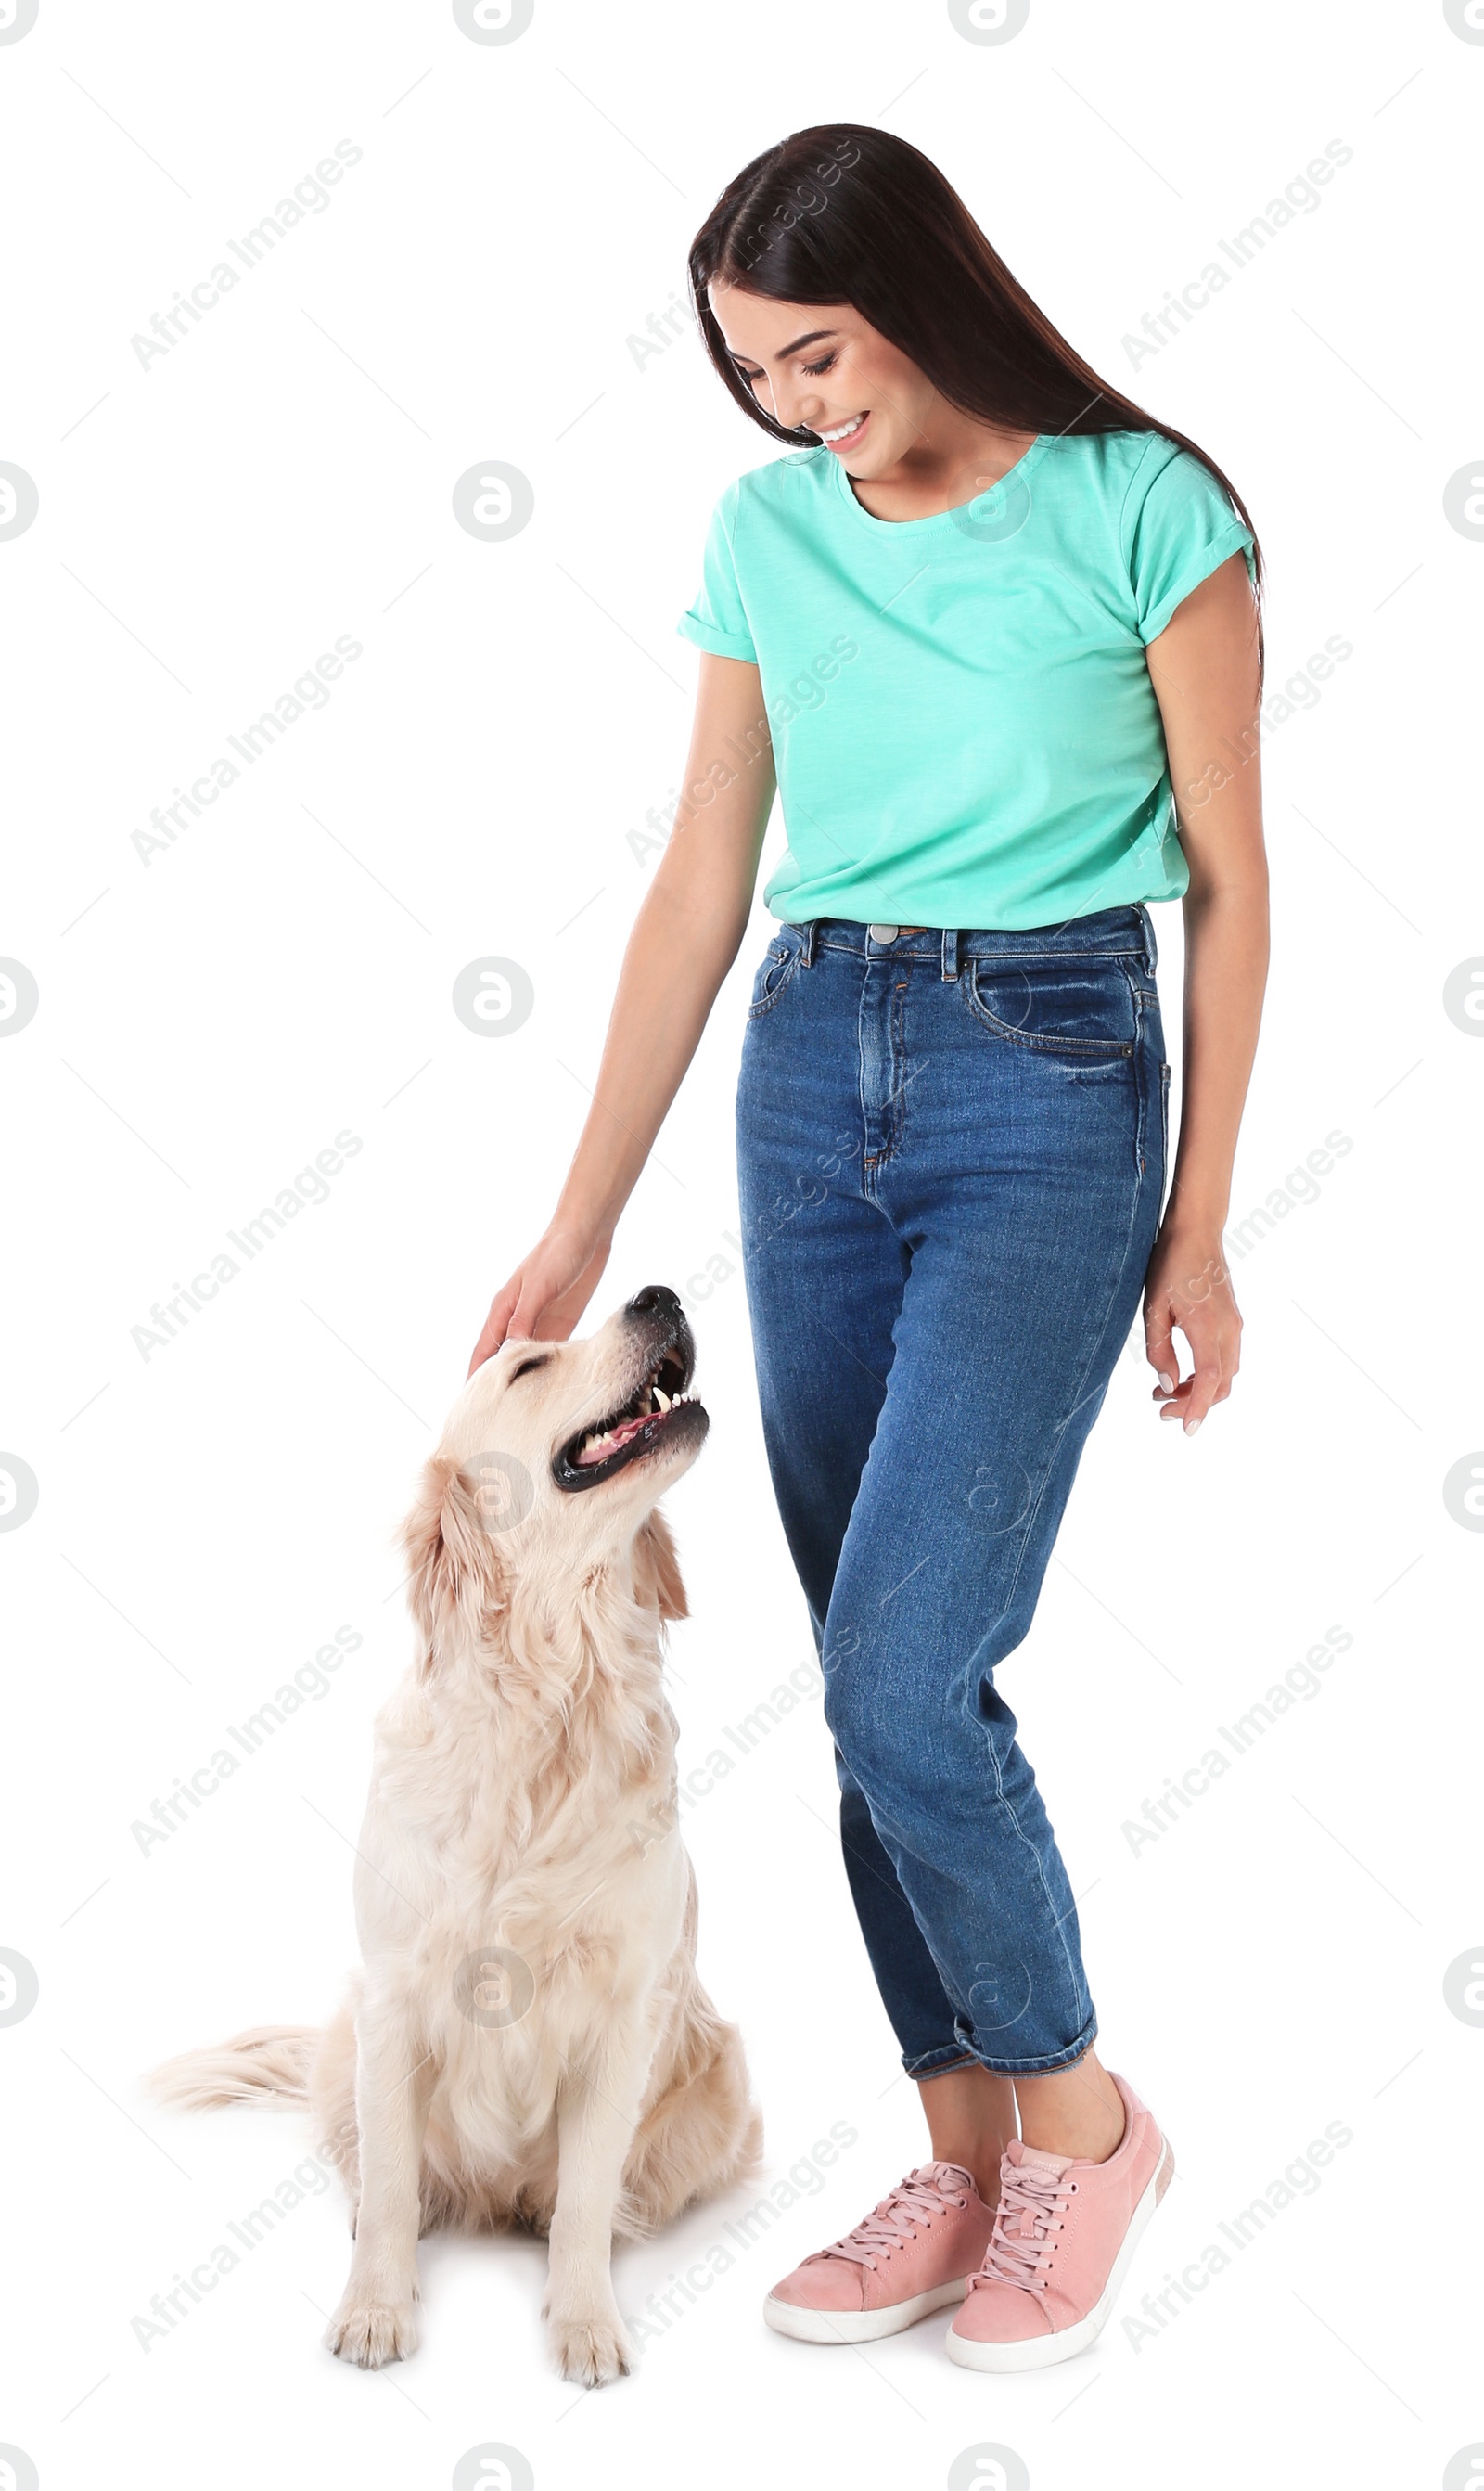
[553,1337,707,1492]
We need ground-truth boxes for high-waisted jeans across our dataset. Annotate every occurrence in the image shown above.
[735,906,1169,2075]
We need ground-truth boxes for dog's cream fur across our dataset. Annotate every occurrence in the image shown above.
[154,1294,761,2385]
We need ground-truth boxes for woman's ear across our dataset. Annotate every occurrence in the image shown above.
[402,1452,508,1669]
[633,1505,687,1623]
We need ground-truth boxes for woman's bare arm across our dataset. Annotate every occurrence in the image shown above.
[468,653,776,1367]
[1142,551,1271,1431]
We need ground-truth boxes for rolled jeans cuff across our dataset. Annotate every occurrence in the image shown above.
[900,2044,979,2081]
[950,2008,1100,2079]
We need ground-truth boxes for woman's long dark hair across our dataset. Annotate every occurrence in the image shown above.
[689,124,1262,645]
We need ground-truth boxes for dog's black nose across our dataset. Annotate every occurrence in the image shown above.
[627,1284,681,1321]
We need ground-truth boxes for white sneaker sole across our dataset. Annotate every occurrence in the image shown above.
[764,2274,972,2345]
[944,2134,1173,2374]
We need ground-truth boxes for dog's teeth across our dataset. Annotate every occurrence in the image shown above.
[654,1386,671,1412]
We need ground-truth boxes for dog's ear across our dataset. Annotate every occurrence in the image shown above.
[402,1452,507,1669]
[633,1505,687,1623]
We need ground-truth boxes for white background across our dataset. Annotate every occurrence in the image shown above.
[2,3,1481,2487]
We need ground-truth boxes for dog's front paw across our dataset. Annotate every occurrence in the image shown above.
[324,2293,419,2368]
[547,2311,633,2387]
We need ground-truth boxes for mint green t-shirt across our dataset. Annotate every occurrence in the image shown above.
[677,429,1254,931]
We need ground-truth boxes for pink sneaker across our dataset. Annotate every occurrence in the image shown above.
[946,2074,1173,2371]
[763,2162,997,2343]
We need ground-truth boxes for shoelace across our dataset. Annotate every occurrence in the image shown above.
[815,2168,970,2271]
[971,2161,1076,2294]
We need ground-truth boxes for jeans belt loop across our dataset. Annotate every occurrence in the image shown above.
[799,919,818,968]
[940,927,961,982]
[1140,904,1158,976]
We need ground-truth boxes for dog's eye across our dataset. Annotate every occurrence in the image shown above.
[511,1356,549,1381]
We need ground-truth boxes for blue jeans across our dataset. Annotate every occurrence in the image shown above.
[735,908,1169,2076]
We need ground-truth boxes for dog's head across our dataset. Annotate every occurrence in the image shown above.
[403,1285,707,1660]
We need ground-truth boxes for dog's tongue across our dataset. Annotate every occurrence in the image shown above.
[575,1408,651,1467]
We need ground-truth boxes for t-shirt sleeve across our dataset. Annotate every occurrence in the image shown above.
[1122,442,1256,645]
[677,481,758,661]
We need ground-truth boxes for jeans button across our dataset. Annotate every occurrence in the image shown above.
[868,924,899,944]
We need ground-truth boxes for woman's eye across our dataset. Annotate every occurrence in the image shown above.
[802,353,838,377]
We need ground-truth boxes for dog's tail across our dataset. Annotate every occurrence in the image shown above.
[150,2023,319,2111]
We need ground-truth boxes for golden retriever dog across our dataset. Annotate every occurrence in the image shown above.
[154,1284,761,2385]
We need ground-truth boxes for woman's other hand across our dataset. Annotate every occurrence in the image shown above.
[1143,1223,1242,1434]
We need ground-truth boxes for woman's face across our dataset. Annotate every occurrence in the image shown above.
[708,285,939,477]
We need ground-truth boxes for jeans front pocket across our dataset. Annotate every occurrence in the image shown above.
[960,955,1136,1059]
[748,932,803,1021]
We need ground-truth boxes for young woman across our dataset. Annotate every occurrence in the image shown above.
[469,125,1268,2372]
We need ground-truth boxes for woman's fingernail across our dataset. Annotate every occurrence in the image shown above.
[1183,1416,1202,1436]
[1158,1372,1176,1393]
